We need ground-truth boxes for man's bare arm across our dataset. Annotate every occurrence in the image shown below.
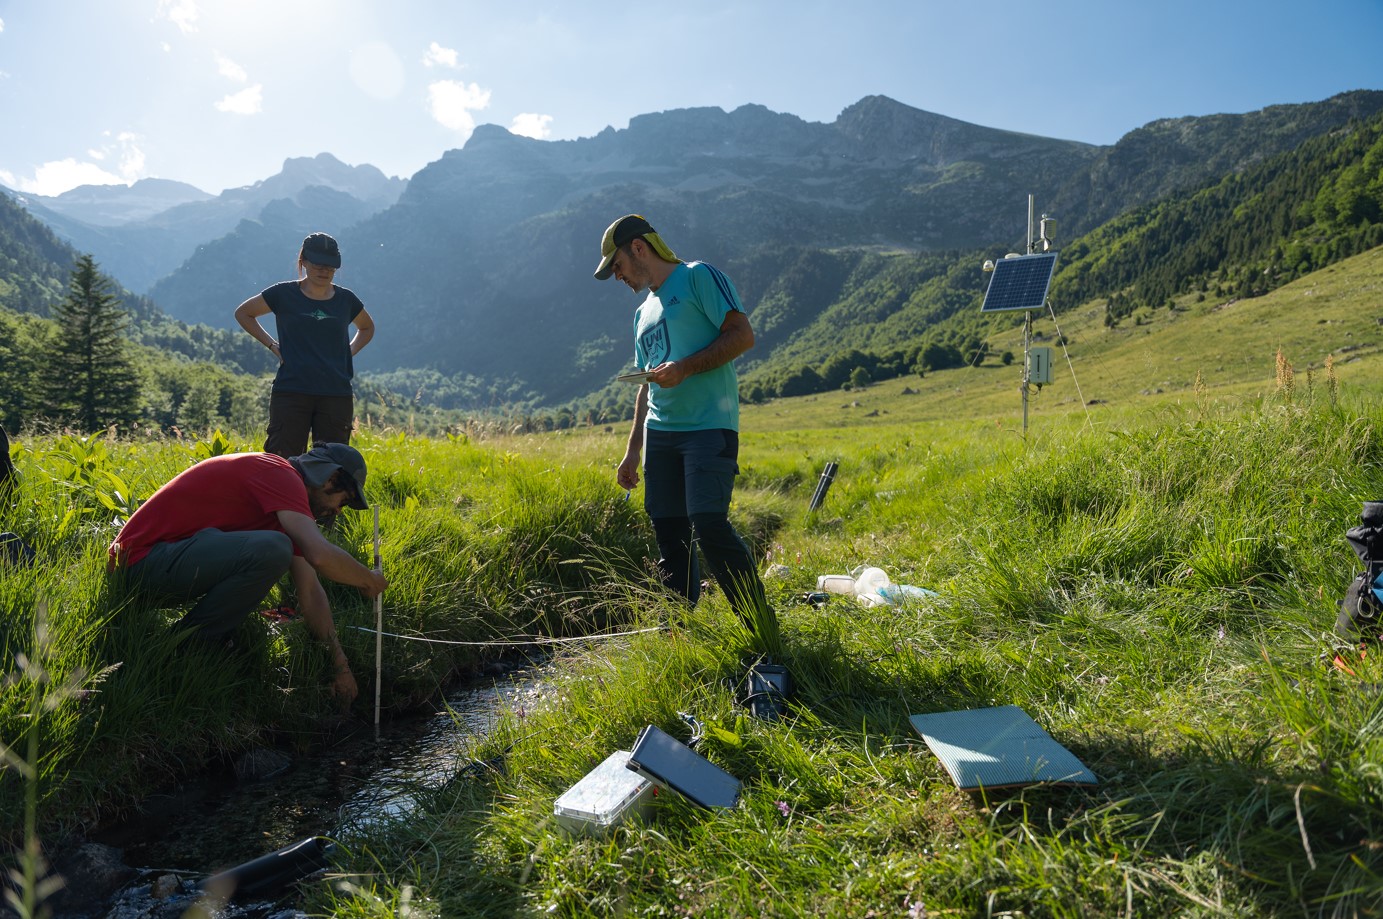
[617,384,649,490]
[288,555,358,702]
[276,510,387,597]
[647,311,754,388]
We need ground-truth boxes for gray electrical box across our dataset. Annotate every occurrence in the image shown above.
[1028,347,1053,385]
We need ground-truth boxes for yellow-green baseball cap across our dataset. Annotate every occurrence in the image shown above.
[594,214,680,280]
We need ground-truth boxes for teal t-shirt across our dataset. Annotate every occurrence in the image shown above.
[634,261,742,432]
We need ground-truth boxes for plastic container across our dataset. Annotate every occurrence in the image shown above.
[553,750,657,836]
[817,575,856,594]
[879,584,938,604]
[852,566,892,596]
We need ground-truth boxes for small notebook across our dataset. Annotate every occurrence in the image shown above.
[616,371,655,384]
[909,705,1097,790]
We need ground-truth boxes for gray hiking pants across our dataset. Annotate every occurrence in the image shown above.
[130,528,293,642]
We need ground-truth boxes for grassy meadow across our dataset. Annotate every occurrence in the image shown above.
[6,249,1383,916]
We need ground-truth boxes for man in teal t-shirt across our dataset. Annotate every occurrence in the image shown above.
[594,214,777,637]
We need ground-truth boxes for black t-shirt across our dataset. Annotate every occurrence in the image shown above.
[262,280,365,396]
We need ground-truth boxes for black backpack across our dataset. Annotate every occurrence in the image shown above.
[1337,501,1383,643]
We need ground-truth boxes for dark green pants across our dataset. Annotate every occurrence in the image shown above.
[129,528,292,642]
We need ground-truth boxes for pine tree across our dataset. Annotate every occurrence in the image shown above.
[41,255,141,431]
[0,310,38,431]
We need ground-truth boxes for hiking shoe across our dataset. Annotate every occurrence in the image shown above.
[259,603,299,624]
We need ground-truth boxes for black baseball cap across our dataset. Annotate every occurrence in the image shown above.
[294,442,368,510]
[301,232,342,269]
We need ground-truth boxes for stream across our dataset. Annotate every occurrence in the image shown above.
[64,658,548,919]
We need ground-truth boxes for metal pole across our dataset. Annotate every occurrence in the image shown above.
[373,504,382,732]
[1023,194,1035,438]
[1022,311,1031,438]
[1027,194,1035,254]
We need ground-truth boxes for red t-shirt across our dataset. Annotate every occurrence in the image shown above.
[109,453,313,568]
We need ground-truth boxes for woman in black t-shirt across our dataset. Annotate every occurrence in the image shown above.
[234,232,376,457]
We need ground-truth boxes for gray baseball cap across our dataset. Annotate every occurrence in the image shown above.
[294,442,368,510]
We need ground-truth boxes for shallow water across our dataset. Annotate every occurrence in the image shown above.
[84,660,546,916]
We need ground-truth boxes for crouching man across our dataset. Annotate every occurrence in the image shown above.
[108,443,388,702]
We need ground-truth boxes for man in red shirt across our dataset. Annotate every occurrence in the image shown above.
[109,443,388,702]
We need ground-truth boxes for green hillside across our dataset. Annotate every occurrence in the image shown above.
[736,244,1383,436]
[1052,110,1383,318]
[705,109,1383,418]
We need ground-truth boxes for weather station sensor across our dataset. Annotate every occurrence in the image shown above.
[1028,346,1053,385]
[980,195,1059,436]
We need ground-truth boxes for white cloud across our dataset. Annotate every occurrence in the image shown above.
[510,113,553,140]
[215,84,263,115]
[427,80,491,133]
[3,132,147,196]
[19,160,125,195]
[157,0,200,33]
[215,52,248,83]
[114,132,146,178]
[0,17,5,32]
[422,42,460,69]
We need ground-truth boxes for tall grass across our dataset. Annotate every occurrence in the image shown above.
[310,395,1383,917]
[7,386,1383,915]
[0,429,655,850]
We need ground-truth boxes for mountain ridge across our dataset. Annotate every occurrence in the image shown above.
[3,153,407,294]
[4,91,1382,421]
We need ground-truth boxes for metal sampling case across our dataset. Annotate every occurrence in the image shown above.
[553,749,658,836]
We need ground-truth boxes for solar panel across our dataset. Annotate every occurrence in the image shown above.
[981,252,1058,313]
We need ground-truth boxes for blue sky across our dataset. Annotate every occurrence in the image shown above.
[1,0,1379,196]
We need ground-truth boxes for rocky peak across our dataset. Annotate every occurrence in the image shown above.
[226,153,406,210]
